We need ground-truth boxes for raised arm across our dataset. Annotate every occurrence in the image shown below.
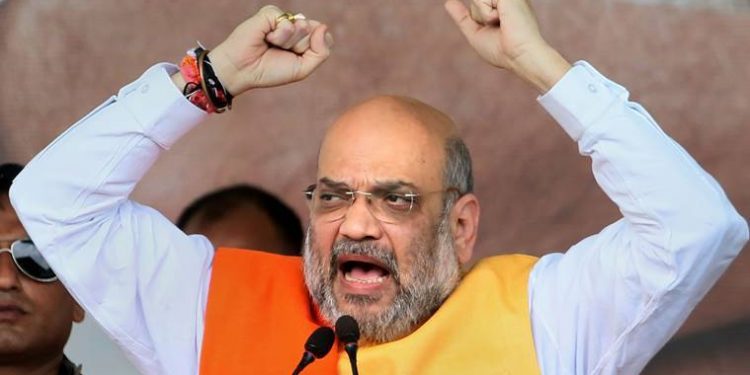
[445,1,748,373]
[10,6,332,375]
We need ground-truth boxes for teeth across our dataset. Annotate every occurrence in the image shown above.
[344,272,386,284]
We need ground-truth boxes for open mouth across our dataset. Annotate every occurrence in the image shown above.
[337,255,393,288]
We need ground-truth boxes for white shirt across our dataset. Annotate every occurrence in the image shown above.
[10,62,748,375]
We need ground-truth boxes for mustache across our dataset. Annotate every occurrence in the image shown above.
[330,239,401,284]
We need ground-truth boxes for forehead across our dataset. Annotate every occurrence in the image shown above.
[318,97,450,189]
[0,198,26,247]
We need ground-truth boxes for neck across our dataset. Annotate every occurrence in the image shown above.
[0,353,64,375]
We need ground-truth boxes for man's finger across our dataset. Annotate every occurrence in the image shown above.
[265,19,296,48]
[291,34,312,55]
[298,25,333,77]
[472,0,500,26]
[282,21,314,50]
[254,5,286,32]
[290,20,321,54]
[445,0,481,38]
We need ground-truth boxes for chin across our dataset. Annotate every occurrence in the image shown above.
[338,295,391,317]
[0,332,30,357]
[332,292,417,345]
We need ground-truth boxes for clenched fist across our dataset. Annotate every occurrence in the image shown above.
[445,0,571,92]
[181,5,333,97]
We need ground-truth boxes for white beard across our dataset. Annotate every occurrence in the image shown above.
[302,213,461,344]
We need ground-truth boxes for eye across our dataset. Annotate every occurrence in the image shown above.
[320,191,344,201]
[383,192,415,211]
[316,190,352,208]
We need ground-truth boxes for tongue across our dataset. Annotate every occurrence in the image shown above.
[349,263,387,280]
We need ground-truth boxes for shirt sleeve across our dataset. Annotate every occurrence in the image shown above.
[10,64,213,375]
[527,61,749,375]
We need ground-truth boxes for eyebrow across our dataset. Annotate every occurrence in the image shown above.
[0,237,29,246]
[318,177,352,190]
[317,177,419,192]
[0,236,25,241]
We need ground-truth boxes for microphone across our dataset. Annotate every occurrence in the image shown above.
[335,315,361,375]
[291,326,335,375]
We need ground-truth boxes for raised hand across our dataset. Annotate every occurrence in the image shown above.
[207,5,333,96]
[444,0,570,92]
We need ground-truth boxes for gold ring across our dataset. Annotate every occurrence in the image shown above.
[276,12,297,24]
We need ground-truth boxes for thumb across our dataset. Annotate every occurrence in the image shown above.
[444,0,481,40]
[298,25,333,77]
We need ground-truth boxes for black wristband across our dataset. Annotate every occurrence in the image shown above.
[195,47,233,112]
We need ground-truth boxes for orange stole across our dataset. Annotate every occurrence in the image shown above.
[349,255,540,375]
[200,249,541,374]
[199,248,338,375]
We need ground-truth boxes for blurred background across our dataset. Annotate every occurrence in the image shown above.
[1,0,748,373]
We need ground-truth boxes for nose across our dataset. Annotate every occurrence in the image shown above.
[337,194,383,241]
[0,252,22,290]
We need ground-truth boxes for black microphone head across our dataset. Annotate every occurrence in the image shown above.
[305,326,335,359]
[335,315,360,344]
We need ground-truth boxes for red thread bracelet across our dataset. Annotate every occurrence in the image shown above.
[179,54,217,113]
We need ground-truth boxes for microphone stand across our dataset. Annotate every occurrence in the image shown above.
[291,352,315,375]
[335,315,361,375]
[344,342,359,375]
[291,326,335,375]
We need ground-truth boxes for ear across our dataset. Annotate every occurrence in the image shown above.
[449,193,480,265]
[72,301,85,323]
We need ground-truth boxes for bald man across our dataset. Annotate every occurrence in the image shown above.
[10,2,747,375]
[177,184,304,256]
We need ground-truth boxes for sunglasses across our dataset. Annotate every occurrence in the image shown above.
[0,239,57,283]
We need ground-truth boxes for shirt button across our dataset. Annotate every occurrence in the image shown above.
[588,84,598,93]
[140,84,150,94]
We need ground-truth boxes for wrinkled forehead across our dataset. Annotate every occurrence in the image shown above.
[318,96,454,190]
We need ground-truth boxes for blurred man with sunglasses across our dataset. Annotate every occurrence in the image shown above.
[0,163,84,375]
[8,2,749,375]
